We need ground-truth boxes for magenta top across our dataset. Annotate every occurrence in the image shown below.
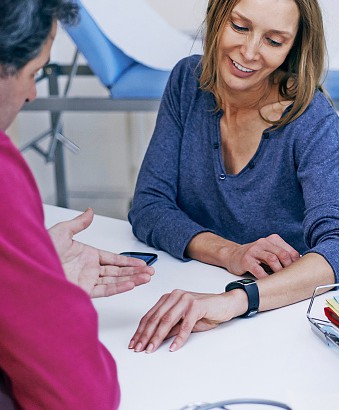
[0,130,120,409]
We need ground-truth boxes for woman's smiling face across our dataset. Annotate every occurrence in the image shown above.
[217,0,300,95]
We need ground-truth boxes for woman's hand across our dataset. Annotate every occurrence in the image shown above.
[48,208,155,297]
[226,234,300,278]
[186,232,300,279]
[129,288,247,353]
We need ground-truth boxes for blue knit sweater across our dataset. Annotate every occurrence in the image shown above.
[129,55,339,281]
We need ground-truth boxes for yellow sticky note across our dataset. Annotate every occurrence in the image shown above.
[326,297,339,316]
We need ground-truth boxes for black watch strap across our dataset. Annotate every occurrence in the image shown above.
[225,279,259,317]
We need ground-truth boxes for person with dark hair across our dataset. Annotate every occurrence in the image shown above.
[128,0,339,353]
[0,1,154,408]
[0,0,78,76]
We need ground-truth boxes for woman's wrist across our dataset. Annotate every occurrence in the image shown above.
[186,232,239,270]
[222,289,249,319]
[216,241,240,271]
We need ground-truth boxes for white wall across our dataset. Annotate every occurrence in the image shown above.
[147,0,207,33]
[11,0,339,220]
[319,0,339,70]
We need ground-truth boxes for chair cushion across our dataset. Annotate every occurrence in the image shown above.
[110,63,170,99]
[324,70,339,100]
[66,1,134,87]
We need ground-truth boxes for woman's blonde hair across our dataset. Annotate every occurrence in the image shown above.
[200,0,328,129]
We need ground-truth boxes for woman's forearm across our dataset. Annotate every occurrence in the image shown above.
[187,233,335,312]
[257,252,335,311]
[185,231,237,268]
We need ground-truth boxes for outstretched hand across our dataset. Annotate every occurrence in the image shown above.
[129,289,241,353]
[48,208,154,297]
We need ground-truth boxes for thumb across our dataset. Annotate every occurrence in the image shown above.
[68,208,94,236]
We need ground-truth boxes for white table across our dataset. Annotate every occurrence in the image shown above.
[44,205,339,410]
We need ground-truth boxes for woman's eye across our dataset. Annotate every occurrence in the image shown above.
[231,21,248,32]
[267,38,282,47]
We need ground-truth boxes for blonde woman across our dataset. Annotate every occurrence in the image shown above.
[129,0,339,352]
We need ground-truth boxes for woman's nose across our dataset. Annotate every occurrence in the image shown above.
[241,34,261,62]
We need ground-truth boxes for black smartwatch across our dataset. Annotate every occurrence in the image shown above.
[225,279,259,318]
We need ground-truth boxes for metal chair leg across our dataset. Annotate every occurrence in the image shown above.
[47,64,69,208]
[21,51,81,208]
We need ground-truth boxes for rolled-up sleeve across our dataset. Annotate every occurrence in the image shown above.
[297,111,339,281]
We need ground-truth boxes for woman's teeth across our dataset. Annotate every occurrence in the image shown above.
[232,60,254,73]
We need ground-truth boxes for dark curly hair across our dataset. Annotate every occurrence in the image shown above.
[0,0,79,77]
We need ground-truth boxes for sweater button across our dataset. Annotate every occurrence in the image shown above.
[219,174,226,180]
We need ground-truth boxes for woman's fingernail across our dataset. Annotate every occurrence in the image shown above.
[134,342,143,352]
[145,343,154,353]
[128,340,135,349]
[169,343,177,352]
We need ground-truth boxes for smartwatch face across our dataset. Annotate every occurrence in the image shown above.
[240,279,254,284]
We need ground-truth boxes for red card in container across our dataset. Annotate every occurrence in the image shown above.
[324,306,339,326]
